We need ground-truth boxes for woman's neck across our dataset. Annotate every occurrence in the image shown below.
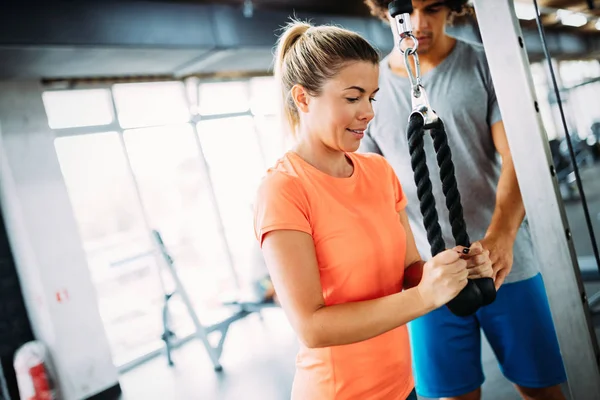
[293,134,354,179]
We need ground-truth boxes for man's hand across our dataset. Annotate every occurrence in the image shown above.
[480,235,515,290]
[484,121,523,290]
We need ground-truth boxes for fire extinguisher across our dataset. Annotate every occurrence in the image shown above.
[13,341,59,400]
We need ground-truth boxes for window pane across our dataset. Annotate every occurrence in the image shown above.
[54,133,165,366]
[123,124,236,328]
[113,81,190,129]
[197,116,265,286]
[566,83,600,140]
[43,89,114,129]
[250,76,278,116]
[198,81,250,116]
[559,60,600,87]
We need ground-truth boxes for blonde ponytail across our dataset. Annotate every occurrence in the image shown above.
[274,20,311,138]
[273,19,379,138]
[274,20,311,79]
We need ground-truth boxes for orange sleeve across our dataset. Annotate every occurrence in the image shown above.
[253,172,312,246]
[393,173,408,212]
[381,157,408,212]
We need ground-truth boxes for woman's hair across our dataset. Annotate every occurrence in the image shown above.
[364,0,474,25]
[274,19,380,136]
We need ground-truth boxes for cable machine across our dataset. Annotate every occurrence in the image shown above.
[386,0,600,398]
[469,1,600,398]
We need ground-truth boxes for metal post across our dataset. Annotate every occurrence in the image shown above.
[471,1,600,399]
[152,229,225,371]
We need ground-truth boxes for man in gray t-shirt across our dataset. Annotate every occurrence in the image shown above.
[361,1,566,399]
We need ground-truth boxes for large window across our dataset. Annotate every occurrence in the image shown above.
[123,124,235,327]
[196,77,286,285]
[54,132,164,366]
[197,116,265,285]
[44,76,287,369]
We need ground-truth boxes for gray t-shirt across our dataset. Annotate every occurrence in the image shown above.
[360,39,538,284]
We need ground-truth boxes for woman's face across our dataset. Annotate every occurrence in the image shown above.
[295,61,379,153]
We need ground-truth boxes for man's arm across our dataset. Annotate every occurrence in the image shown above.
[481,120,526,288]
[487,120,526,237]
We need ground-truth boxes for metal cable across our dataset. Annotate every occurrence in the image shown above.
[532,0,600,274]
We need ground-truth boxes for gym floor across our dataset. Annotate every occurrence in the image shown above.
[118,163,600,400]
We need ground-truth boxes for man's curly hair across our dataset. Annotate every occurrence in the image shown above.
[364,0,474,26]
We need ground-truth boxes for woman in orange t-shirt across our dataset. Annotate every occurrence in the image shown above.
[253,20,492,400]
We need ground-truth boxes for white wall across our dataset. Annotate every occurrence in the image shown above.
[0,81,119,399]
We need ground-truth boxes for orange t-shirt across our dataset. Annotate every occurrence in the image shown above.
[254,151,413,400]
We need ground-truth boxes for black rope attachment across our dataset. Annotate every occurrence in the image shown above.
[407,114,446,256]
[430,120,497,306]
[407,113,496,316]
[389,0,496,314]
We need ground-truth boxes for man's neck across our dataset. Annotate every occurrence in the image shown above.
[388,34,457,77]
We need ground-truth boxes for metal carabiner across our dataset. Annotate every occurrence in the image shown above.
[402,44,421,96]
[391,5,439,128]
[402,39,439,128]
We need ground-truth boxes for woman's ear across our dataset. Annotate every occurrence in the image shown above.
[290,84,310,114]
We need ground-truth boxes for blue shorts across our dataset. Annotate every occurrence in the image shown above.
[408,273,567,398]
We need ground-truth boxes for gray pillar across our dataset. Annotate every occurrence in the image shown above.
[471,1,600,399]
[0,81,120,400]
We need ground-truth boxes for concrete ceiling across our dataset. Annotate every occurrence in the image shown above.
[0,0,598,82]
[179,0,600,33]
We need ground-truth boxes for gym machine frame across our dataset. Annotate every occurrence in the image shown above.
[117,229,277,374]
[388,0,600,398]
[154,229,276,371]
[114,78,279,374]
[461,1,600,398]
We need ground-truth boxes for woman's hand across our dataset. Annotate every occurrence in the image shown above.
[453,242,493,280]
[417,250,469,309]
